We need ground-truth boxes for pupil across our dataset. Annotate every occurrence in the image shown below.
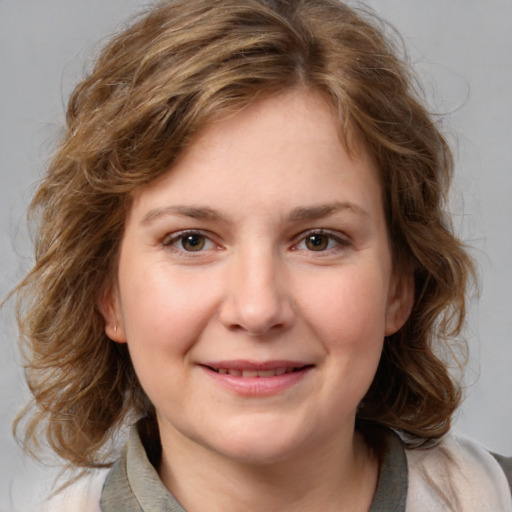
[306,234,328,251]
[182,235,205,251]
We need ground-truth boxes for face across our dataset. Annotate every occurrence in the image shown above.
[103,89,412,466]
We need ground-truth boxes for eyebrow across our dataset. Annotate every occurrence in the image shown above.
[141,201,368,225]
[287,201,369,221]
[141,205,226,225]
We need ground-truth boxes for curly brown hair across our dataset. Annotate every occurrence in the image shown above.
[13,0,474,470]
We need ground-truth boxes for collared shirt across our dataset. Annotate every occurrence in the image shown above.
[98,422,512,511]
[100,423,407,511]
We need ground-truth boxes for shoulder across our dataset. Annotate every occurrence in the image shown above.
[494,452,512,489]
[405,433,512,511]
[41,469,108,512]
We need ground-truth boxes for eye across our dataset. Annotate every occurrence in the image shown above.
[163,231,216,252]
[180,233,207,252]
[294,231,349,252]
[304,233,330,251]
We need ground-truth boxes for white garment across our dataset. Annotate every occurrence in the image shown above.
[40,470,107,512]
[42,433,511,511]
[406,434,512,511]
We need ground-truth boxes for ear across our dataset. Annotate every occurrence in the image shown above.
[98,280,127,344]
[384,270,414,336]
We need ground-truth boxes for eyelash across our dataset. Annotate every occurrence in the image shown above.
[292,229,351,254]
[162,230,219,254]
[162,229,350,255]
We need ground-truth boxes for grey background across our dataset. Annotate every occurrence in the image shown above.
[1,0,511,510]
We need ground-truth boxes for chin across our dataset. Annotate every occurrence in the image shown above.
[214,440,302,466]
[201,419,317,466]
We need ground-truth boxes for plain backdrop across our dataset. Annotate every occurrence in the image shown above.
[1,0,511,510]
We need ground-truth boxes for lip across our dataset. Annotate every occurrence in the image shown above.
[199,360,314,397]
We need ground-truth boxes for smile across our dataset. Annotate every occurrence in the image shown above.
[200,361,314,396]
[209,367,304,378]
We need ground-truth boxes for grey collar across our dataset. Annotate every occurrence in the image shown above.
[100,422,407,512]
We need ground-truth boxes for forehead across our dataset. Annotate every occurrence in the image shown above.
[129,88,383,224]
[179,89,365,169]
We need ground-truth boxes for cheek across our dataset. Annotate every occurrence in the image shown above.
[300,264,390,352]
[117,260,225,363]
[117,269,213,404]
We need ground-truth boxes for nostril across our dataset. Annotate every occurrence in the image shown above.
[227,322,285,336]
[218,271,295,335]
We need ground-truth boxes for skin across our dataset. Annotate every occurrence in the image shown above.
[102,89,413,511]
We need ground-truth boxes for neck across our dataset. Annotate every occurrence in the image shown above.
[158,426,378,512]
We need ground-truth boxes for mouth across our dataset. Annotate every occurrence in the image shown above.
[206,366,310,378]
[199,360,313,396]
[200,360,314,378]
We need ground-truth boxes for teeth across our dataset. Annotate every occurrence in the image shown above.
[214,367,300,377]
[258,370,276,378]
[242,370,259,378]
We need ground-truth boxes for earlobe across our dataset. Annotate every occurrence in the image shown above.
[98,281,127,344]
[384,271,414,336]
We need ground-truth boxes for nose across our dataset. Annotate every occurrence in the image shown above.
[218,248,295,336]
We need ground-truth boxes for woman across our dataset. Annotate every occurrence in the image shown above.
[12,0,512,510]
